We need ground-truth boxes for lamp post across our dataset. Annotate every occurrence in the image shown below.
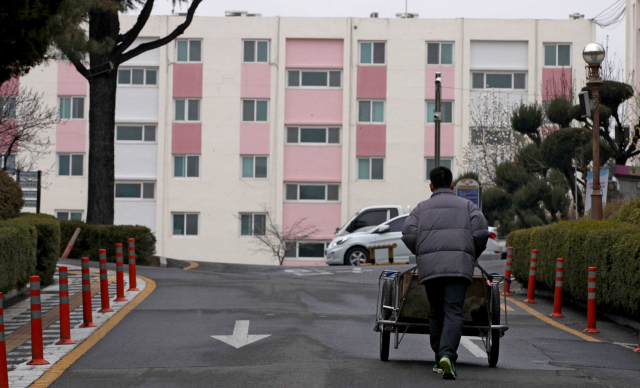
[583,43,606,220]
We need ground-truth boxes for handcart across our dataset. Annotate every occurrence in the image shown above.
[374,264,509,366]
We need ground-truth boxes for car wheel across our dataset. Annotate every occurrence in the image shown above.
[345,247,369,266]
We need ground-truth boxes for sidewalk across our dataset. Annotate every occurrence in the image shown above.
[4,263,146,388]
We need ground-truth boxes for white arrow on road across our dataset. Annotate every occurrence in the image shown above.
[211,320,271,349]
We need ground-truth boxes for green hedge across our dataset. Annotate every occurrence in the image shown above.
[60,221,156,265]
[610,197,640,226]
[0,222,37,294]
[507,221,640,321]
[8,214,61,284]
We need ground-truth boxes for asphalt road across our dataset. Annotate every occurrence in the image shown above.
[52,258,640,387]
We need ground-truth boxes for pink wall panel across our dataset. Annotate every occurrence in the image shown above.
[172,123,202,154]
[0,123,19,152]
[424,125,455,157]
[0,77,19,95]
[240,123,270,155]
[57,63,87,96]
[284,89,342,125]
[283,146,342,182]
[173,63,203,98]
[356,125,386,157]
[425,67,455,100]
[56,121,86,153]
[542,68,572,100]
[286,39,344,69]
[357,66,387,99]
[283,203,341,240]
[241,64,271,99]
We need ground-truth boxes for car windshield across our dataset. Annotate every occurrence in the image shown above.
[338,212,359,231]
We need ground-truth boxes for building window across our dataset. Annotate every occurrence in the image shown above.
[241,156,268,178]
[359,42,386,65]
[287,70,341,88]
[471,72,526,90]
[58,154,83,176]
[56,211,83,222]
[174,155,200,177]
[1,154,16,173]
[285,183,340,202]
[176,39,202,62]
[285,241,329,258]
[286,127,340,145]
[544,44,571,67]
[427,42,454,65]
[426,158,452,180]
[426,101,453,124]
[116,125,156,142]
[240,213,266,236]
[174,99,200,122]
[117,68,157,85]
[59,97,85,119]
[115,182,155,199]
[358,100,385,123]
[173,213,199,236]
[358,158,384,180]
[243,40,269,63]
[242,99,268,122]
[2,96,17,119]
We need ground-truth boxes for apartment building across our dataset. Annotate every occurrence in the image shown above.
[16,14,595,264]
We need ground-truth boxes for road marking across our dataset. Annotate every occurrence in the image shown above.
[336,269,373,273]
[507,297,601,343]
[211,320,270,349]
[184,261,199,270]
[284,269,331,276]
[614,342,639,350]
[500,303,514,311]
[30,275,156,388]
[461,337,486,358]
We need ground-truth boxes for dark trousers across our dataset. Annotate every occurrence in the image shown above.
[424,278,468,363]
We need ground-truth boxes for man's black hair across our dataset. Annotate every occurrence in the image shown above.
[430,166,453,189]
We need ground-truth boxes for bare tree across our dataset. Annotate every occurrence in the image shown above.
[0,81,57,174]
[248,204,320,266]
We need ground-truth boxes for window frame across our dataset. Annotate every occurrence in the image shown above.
[241,99,269,122]
[173,155,200,178]
[241,155,269,179]
[59,96,85,120]
[357,157,385,181]
[359,41,386,65]
[544,43,571,67]
[426,100,454,124]
[425,157,454,181]
[2,96,17,119]
[114,181,156,201]
[285,126,341,146]
[285,241,330,259]
[470,72,527,91]
[115,124,157,143]
[117,67,158,86]
[175,39,202,63]
[55,210,84,222]
[172,212,200,236]
[284,183,341,203]
[426,42,454,66]
[357,99,386,124]
[57,153,84,177]
[174,98,201,122]
[286,69,342,89]
[239,213,267,236]
[242,40,270,63]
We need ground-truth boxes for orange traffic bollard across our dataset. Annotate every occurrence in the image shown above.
[27,276,49,365]
[1,293,9,388]
[550,258,565,318]
[583,267,600,333]
[128,238,139,292]
[524,250,537,303]
[501,247,513,296]
[98,250,113,313]
[114,244,127,302]
[79,258,96,328]
[56,267,75,345]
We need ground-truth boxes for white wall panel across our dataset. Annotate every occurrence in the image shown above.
[115,144,158,179]
[115,201,156,232]
[470,41,528,70]
[115,87,159,122]
[121,38,160,67]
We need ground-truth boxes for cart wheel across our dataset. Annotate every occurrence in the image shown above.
[380,279,393,361]
[488,283,501,367]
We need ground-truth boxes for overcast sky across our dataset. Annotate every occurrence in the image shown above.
[147,0,627,73]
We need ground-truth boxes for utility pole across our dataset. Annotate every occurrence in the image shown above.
[434,72,442,167]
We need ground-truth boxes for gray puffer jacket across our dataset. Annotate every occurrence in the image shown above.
[401,188,490,284]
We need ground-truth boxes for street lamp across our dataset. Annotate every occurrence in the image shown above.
[583,43,605,220]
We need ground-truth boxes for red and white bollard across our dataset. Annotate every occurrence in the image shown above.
[584,267,600,333]
[524,249,537,303]
[56,266,75,345]
[114,244,127,302]
[79,258,96,328]
[128,238,139,292]
[61,227,81,259]
[501,247,513,296]
[98,250,113,313]
[1,293,9,388]
[27,276,49,365]
[634,332,640,353]
[550,258,565,318]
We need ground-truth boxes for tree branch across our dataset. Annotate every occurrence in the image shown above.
[113,0,156,57]
[117,0,203,65]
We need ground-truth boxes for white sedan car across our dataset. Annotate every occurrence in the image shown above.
[325,215,503,265]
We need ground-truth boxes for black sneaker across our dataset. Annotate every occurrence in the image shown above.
[439,356,457,380]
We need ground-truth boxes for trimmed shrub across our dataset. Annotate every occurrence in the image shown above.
[507,221,640,321]
[0,222,37,294]
[0,169,24,220]
[60,221,156,265]
[609,197,640,227]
